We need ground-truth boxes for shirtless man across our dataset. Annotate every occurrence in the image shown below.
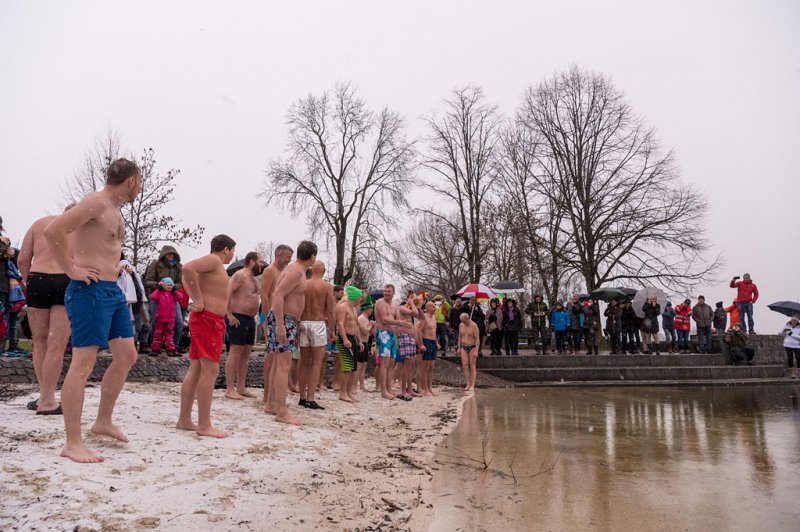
[267,240,317,425]
[260,244,293,411]
[43,158,142,463]
[415,302,439,396]
[335,286,363,402]
[374,284,413,400]
[224,251,261,400]
[297,260,335,410]
[458,312,480,393]
[18,206,74,415]
[396,293,422,401]
[175,235,235,438]
[356,298,376,393]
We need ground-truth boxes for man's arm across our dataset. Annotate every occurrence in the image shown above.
[260,269,275,315]
[17,224,36,279]
[43,195,102,283]
[181,255,220,312]
[729,279,738,289]
[752,284,759,303]
[415,320,424,348]
[272,267,301,343]
[227,271,245,326]
[335,304,351,348]
[325,285,336,343]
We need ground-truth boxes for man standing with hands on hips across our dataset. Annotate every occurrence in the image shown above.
[44,158,142,463]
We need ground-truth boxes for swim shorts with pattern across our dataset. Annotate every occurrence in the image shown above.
[396,333,416,363]
[336,334,358,373]
[266,311,298,353]
[375,329,397,359]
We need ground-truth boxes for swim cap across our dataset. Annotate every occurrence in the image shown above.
[345,286,363,301]
[360,295,374,311]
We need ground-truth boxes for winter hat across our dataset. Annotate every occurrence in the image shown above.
[360,295,374,311]
[716,301,723,307]
[161,277,175,286]
[666,301,672,307]
[683,298,691,305]
[345,286,363,301]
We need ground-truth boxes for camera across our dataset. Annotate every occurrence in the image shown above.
[733,276,740,280]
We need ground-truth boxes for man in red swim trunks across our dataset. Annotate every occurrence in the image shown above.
[176,234,236,438]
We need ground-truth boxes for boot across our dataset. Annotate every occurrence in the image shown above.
[586,349,592,355]
[593,346,599,355]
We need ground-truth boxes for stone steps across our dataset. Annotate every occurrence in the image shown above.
[443,354,732,368]
[515,377,798,388]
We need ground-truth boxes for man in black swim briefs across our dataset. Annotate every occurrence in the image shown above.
[18,207,74,416]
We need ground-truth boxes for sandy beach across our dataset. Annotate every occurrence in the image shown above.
[0,382,463,531]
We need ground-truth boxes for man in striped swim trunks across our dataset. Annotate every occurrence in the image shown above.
[335,286,363,403]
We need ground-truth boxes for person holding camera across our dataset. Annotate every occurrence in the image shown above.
[729,273,758,334]
[780,315,800,379]
[724,323,755,365]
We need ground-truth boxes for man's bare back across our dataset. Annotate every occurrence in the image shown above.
[302,263,334,323]
[19,215,66,276]
[229,269,259,316]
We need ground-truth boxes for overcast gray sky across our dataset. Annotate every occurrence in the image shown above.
[1,0,797,332]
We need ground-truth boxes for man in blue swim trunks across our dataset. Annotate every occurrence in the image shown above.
[374,284,414,400]
[44,158,143,463]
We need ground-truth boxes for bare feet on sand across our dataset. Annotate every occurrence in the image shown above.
[196,426,228,438]
[175,420,199,431]
[263,403,277,415]
[237,388,257,398]
[225,390,245,400]
[381,392,395,400]
[90,423,129,443]
[275,414,303,426]
[339,394,353,403]
[61,442,104,463]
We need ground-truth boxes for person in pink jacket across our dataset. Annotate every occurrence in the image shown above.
[729,273,758,333]
[149,277,178,354]
[674,299,693,353]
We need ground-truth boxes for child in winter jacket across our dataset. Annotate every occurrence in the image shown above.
[674,299,693,353]
[550,302,571,355]
[149,277,178,354]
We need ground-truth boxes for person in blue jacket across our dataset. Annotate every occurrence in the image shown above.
[550,301,571,355]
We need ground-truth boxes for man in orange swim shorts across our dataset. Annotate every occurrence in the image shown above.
[176,234,235,438]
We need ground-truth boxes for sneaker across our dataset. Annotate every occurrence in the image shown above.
[748,331,756,335]
[307,400,325,410]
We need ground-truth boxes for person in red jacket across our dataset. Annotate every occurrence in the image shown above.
[730,273,759,334]
[674,299,693,353]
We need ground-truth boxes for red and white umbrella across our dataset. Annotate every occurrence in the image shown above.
[456,283,497,302]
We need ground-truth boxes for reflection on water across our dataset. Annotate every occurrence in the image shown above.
[427,386,800,532]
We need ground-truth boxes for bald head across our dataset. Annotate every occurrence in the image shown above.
[310,260,326,278]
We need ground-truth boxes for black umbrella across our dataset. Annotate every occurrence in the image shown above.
[226,259,267,277]
[491,280,525,292]
[589,287,628,302]
[368,289,385,302]
[618,287,638,297]
[767,301,800,317]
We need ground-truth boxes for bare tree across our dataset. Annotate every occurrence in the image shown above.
[422,86,502,283]
[62,130,204,267]
[61,127,122,206]
[389,212,470,297]
[262,82,416,285]
[494,123,578,305]
[254,240,277,262]
[517,66,719,293]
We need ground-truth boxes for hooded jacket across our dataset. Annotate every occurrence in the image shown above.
[674,303,692,331]
[143,245,182,292]
[526,299,549,328]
